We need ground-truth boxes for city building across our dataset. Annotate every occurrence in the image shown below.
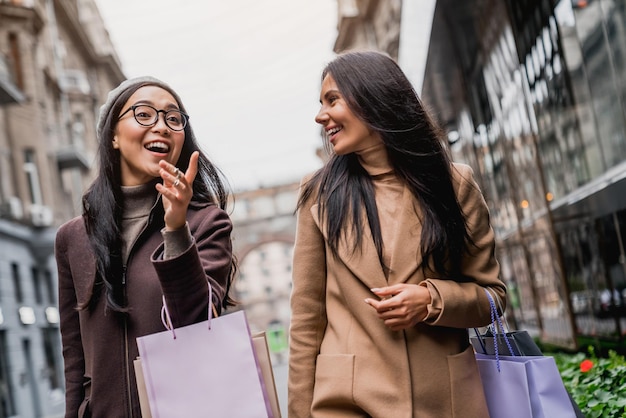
[0,0,124,415]
[229,182,300,364]
[334,0,626,351]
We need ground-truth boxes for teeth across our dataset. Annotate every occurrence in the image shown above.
[326,126,341,135]
[145,141,170,153]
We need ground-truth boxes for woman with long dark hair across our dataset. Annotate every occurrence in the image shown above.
[56,77,236,417]
[288,51,506,417]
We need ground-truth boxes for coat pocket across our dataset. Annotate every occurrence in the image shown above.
[447,346,489,418]
[312,354,356,410]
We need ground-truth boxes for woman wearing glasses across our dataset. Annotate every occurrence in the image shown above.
[55,77,236,417]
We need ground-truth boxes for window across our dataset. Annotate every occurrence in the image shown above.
[71,113,85,147]
[22,339,42,416]
[0,332,16,416]
[31,267,42,305]
[43,269,55,305]
[11,263,23,303]
[41,328,62,390]
[23,149,42,205]
[8,33,23,90]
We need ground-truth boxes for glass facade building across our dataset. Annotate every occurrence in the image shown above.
[423,0,626,349]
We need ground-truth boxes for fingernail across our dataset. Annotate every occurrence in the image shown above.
[370,288,380,292]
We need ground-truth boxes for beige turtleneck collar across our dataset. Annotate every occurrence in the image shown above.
[355,142,393,176]
[355,142,404,279]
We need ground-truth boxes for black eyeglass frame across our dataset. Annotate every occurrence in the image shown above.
[118,104,189,131]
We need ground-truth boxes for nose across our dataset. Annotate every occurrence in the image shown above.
[315,107,328,125]
[152,111,170,132]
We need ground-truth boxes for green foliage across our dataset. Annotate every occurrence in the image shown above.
[551,347,626,417]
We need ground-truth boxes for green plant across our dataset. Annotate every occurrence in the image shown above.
[552,347,626,417]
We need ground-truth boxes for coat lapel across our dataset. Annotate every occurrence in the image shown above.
[310,204,388,290]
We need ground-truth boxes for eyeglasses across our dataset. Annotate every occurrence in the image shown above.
[118,104,189,131]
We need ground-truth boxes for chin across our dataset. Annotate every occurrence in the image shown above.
[332,146,348,155]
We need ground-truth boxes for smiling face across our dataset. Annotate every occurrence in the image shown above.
[315,74,382,155]
[113,86,185,186]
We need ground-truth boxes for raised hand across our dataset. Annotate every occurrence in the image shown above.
[156,151,199,230]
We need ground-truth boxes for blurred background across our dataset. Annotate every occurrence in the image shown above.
[1,0,625,416]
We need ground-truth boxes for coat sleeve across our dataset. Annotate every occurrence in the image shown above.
[421,163,506,328]
[288,183,328,418]
[151,204,233,328]
[55,224,85,418]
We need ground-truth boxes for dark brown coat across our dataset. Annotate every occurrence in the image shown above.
[56,201,233,417]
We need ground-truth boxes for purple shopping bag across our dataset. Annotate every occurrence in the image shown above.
[136,291,273,418]
[473,288,576,418]
[475,353,576,418]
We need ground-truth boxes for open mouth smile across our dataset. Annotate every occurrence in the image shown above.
[144,141,170,154]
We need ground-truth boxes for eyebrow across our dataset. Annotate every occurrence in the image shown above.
[132,99,180,110]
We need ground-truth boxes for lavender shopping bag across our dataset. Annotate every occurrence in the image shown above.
[136,291,273,418]
[473,289,576,418]
[475,353,575,418]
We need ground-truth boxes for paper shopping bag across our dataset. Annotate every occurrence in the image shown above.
[475,353,576,418]
[135,331,281,418]
[133,358,152,418]
[252,332,282,418]
[135,333,282,418]
[472,288,576,418]
[136,309,273,418]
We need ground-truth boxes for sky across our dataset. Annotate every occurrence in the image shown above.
[94,0,338,191]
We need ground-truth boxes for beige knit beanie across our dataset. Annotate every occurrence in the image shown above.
[96,76,185,141]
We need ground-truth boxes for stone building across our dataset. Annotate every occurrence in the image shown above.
[333,0,403,59]
[0,0,124,415]
[229,182,300,364]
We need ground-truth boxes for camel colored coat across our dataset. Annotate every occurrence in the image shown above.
[288,153,505,418]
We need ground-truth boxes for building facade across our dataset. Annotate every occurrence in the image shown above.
[333,0,402,59]
[228,182,300,364]
[334,0,626,351]
[0,0,124,415]
[422,0,626,351]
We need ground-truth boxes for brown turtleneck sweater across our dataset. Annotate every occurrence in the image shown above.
[120,181,192,263]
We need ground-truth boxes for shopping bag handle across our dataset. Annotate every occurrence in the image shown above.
[474,288,516,372]
[486,287,510,333]
[160,283,218,339]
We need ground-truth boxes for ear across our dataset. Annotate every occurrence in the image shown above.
[112,137,119,149]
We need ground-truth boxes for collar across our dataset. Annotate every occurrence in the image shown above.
[121,179,160,220]
[355,142,393,176]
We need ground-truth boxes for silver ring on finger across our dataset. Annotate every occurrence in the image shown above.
[173,179,180,187]
[175,168,182,180]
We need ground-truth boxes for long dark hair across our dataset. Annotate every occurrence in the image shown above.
[82,80,237,312]
[299,50,472,279]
